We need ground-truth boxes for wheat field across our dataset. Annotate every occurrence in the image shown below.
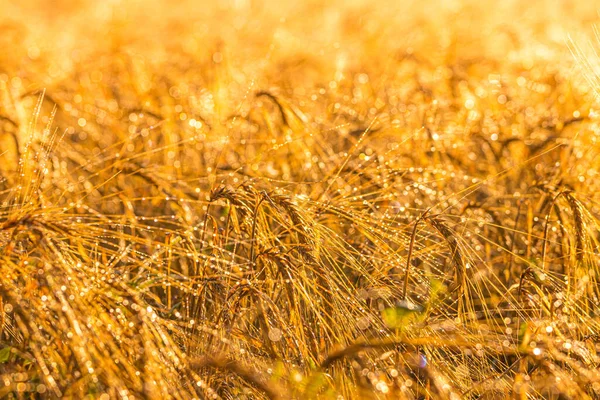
[0,0,600,398]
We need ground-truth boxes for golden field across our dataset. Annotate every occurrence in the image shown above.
[0,0,600,398]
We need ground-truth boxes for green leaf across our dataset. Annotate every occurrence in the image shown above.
[382,300,424,329]
[0,347,11,363]
[518,321,530,349]
[303,371,327,398]
[220,205,230,218]
[428,279,446,306]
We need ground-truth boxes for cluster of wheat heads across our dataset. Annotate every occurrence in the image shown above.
[1,0,600,398]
